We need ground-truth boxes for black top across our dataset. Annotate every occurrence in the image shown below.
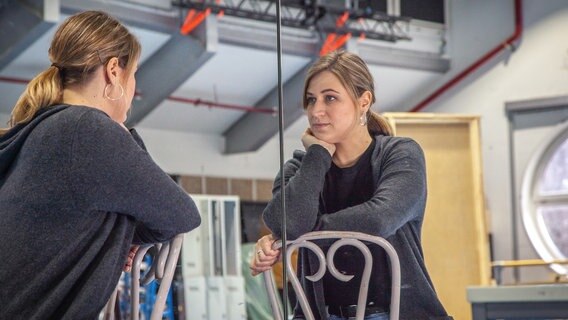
[0,105,201,320]
[320,139,391,310]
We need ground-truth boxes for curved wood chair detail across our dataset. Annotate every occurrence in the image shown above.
[263,231,401,320]
[103,234,184,320]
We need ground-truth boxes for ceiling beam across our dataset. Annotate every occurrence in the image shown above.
[223,61,313,154]
[216,18,449,71]
[218,17,319,57]
[64,0,447,72]
[61,0,319,56]
[60,0,179,33]
[347,39,450,73]
[125,16,217,127]
[0,0,59,71]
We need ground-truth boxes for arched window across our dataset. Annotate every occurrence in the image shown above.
[522,123,568,275]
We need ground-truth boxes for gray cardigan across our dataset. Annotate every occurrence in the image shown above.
[0,105,200,319]
[263,136,451,320]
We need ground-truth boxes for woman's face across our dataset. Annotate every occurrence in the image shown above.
[305,71,363,144]
[121,60,138,122]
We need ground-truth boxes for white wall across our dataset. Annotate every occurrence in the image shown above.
[416,0,568,281]
[137,127,303,179]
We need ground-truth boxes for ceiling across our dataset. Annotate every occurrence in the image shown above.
[0,0,448,153]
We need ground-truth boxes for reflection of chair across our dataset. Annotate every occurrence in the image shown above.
[103,234,184,320]
[263,231,401,320]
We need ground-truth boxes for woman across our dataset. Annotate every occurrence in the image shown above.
[0,11,200,319]
[250,50,450,319]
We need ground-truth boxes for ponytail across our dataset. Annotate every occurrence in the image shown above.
[368,111,393,136]
[0,66,62,136]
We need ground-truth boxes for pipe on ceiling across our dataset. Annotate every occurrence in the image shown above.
[0,75,276,115]
[166,95,275,114]
[410,0,523,112]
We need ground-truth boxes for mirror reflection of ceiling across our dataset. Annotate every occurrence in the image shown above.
[0,0,447,154]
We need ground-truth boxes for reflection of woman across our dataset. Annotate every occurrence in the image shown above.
[250,51,450,319]
[0,11,200,318]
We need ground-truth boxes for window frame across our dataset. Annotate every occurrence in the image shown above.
[521,121,568,275]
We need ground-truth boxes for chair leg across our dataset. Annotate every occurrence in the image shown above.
[102,286,119,320]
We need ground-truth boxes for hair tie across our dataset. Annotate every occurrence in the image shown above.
[51,63,60,69]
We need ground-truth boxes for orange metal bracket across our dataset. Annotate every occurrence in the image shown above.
[320,33,352,56]
[320,11,351,56]
[180,8,211,35]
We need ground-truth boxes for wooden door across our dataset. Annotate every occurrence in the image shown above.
[384,113,491,320]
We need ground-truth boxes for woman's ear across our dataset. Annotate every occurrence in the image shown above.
[359,90,373,112]
[104,57,120,84]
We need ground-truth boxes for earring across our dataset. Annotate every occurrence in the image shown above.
[104,83,124,101]
[360,112,368,126]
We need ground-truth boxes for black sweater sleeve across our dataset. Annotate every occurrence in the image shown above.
[262,144,332,240]
[69,109,201,243]
[127,128,165,243]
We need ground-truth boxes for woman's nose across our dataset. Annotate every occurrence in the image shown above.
[309,100,325,116]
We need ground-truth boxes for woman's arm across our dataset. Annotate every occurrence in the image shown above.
[70,110,201,243]
[262,145,332,240]
[316,138,427,238]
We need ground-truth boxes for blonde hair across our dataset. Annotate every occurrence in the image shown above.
[0,11,141,135]
[303,50,393,136]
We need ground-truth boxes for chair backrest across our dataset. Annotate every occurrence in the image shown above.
[263,231,401,320]
[103,234,184,320]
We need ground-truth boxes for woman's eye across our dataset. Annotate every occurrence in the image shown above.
[306,97,316,105]
[325,95,337,102]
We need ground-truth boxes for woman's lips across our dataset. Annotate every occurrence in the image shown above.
[311,123,330,130]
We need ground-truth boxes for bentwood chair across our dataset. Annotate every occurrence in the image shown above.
[263,231,401,320]
[103,234,184,320]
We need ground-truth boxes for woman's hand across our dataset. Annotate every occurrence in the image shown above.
[123,245,139,272]
[250,234,281,276]
[301,128,336,156]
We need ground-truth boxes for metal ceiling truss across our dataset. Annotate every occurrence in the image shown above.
[173,0,411,42]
